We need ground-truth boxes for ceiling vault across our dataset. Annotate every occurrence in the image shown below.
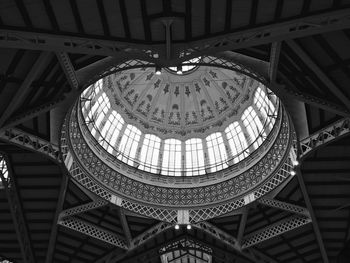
[295,167,329,263]
[0,154,35,263]
[0,52,51,129]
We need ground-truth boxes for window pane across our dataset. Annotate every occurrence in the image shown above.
[118,125,141,165]
[162,139,182,176]
[254,86,276,129]
[139,134,161,173]
[242,106,265,149]
[185,138,205,176]
[225,122,248,163]
[206,133,228,172]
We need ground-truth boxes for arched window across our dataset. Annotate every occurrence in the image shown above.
[242,106,265,149]
[206,133,228,172]
[162,139,182,176]
[185,138,205,176]
[139,134,161,173]
[225,122,248,163]
[118,125,141,165]
[100,111,125,154]
[254,86,276,129]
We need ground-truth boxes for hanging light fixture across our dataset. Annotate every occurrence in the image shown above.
[155,65,162,75]
[176,65,183,75]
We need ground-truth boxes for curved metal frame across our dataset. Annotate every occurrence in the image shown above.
[78,79,281,180]
[60,56,296,223]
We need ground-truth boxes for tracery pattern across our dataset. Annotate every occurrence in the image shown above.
[81,83,277,176]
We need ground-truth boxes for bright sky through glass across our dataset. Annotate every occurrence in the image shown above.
[82,80,277,176]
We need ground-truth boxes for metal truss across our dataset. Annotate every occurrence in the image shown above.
[3,97,65,130]
[0,8,349,62]
[59,199,109,219]
[296,167,329,263]
[242,215,312,248]
[0,28,160,60]
[130,222,172,249]
[0,154,35,263]
[175,8,350,60]
[45,174,68,263]
[0,128,61,163]
[286,40,350,111]
[193,221,275,263]
[299,117,350,159]
[193,221,239,250]
[159,237,212,255]
[258,197,310,217]
[56,52,79,90]
[58,216,128,249]
[0,52,51,128]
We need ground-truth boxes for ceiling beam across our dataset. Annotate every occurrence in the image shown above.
[178,8,350,60]
[299,117,350,160]
[258,197,310,217]
[242,215,312,249]
[295,167,329,263]
[45,173,69,263]
[2,96,65,130]
[58,216,128,249]
[0,52,51,128]
[59,199,109,219]
[269,42,281,83]
[118,208,132,247]
[237,208,248,246]
[0,128,61,163]
[286,40,350,111]
[56,52,79,90]
[0,154,35,263]
[0,8,349,62]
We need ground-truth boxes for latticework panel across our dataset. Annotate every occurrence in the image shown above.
[59,217,128,249]
[300,117,350,159]
[242,215,312,248]
[258,197,309,217]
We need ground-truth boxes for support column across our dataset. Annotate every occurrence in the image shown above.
[202,138,211,173]
[157,140,165,174]
[239,120,254,153]
[134,133,145,167]
[222,132,234,165]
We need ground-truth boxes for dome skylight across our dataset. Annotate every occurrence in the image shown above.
[80,66,278,176]
[62,56,293,216]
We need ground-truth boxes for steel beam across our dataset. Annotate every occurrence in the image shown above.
[56,52,79,90]
[58,216,128,249]
[0,52,51,128]
[194,221,239,250]
[3,97,65,130]
[300,117,350,159]
[258,197,310,217]
[95,221,172,263]
[242,215,311,248]
[0,154,35,263]
[0,28,159,59]
[269,42,281,83]
[272,81,350,117]
[237,208,248,246]
[130,222,172,249]
[0,128,61,163]
[117,208,132,247]
[0,8,349,61]
[296,167,329,263]
[59,199,109,219]
[194,221,266,263]
[45,174,69,263]
[286,40,350,110]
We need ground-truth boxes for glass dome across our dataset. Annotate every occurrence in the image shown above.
[80,65,278,176]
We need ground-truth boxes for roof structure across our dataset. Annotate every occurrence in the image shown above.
[0,1,350,263]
